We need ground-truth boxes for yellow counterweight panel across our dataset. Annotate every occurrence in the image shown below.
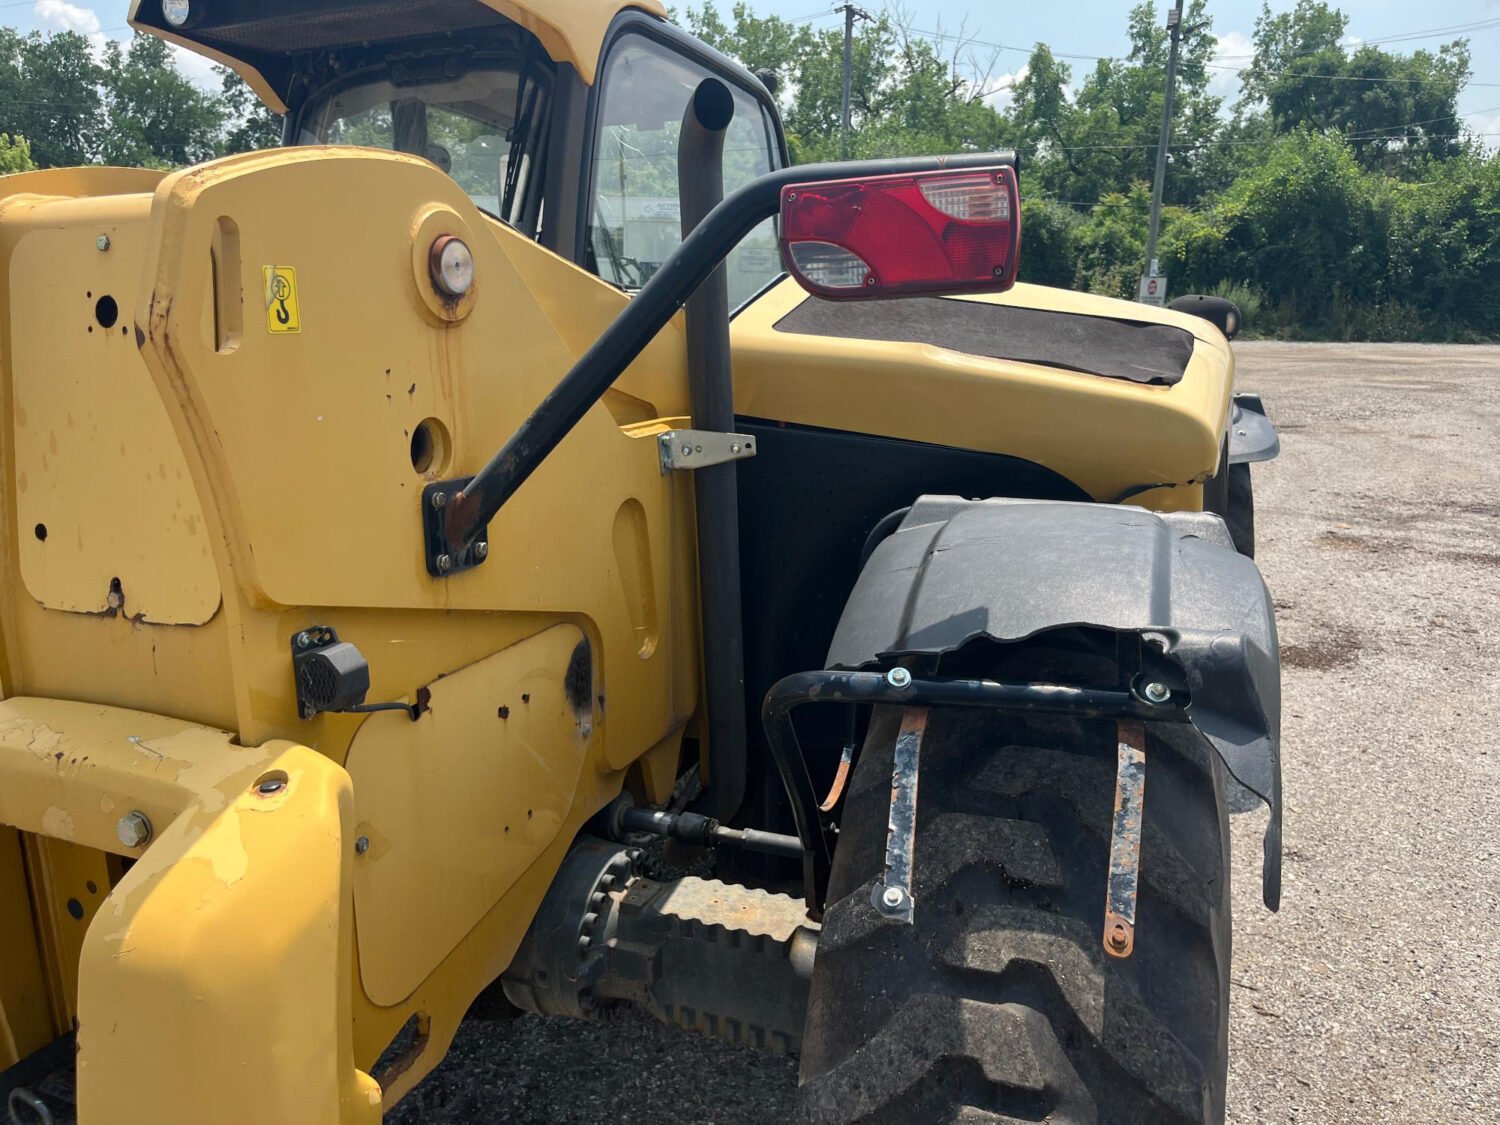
[0,697,379,1124]
[730,279,1234,512]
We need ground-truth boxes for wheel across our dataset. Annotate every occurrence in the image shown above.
[1226,463,1255,558]
[797,702,1232,1124]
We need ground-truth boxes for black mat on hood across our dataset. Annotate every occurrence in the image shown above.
[773,295,1196,385]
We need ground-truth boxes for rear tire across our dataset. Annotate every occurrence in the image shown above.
[796,704,1232,1125]
[1226,463,1255,558]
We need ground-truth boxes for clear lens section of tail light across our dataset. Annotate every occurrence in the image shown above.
[787,241,872,290]
[919,174,1012,222]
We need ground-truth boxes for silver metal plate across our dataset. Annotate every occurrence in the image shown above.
[657,429,758,474]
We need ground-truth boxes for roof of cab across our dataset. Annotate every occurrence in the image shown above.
[128,0,668,113]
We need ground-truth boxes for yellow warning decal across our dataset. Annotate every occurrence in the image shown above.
[263,266,301,334]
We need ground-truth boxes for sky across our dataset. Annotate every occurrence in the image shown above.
[5,0,1499,142]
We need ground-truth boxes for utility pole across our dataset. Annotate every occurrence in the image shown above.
[837,4,871,160]
[1141,0,1184,304]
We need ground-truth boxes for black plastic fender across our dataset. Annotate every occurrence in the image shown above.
[1229,392,1280,465]
[826,496,1284,909]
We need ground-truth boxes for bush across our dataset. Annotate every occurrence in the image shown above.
[0,132,34,175]
[1017,196,1081,288]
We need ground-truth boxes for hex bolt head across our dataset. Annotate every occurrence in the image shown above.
[473,540,489,561]
[96,234,111,252]
[885,667,913,689]
[435,553,453,574]
[430,491,448,510]
[881,885,905,909]
[295,630,313,649]
[354,835,370,855]
[116,810,152,849]
[1142,681,1172,705]
[106,589,123,610]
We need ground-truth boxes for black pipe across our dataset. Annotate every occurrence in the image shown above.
[618,805,803,859]
[678,79,748,823]
[760,669,1188,913]
[439,148,1019,550]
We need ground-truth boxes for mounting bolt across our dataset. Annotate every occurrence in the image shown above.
[115,810,152,849]
[435,553,453,574]
[430,491,448,510]
[95,234,111,252]
[1142,681,1172,705]
[354,835,370,855]
[881,885,905,909]
[1106,922,1130,952]
[885,667,913,689]
[474,540,489,561]
[256,777,286,796]
[106,588,123,610]
[295,630,313,649]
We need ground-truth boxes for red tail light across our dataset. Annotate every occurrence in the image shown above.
[779,166,1021,301]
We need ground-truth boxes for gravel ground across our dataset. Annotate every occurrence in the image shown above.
[388,342,1500,1124]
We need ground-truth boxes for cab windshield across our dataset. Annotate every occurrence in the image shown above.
[296,61,548,228]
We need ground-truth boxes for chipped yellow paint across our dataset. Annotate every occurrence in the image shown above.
[39,807,74,841]
[8,205,221,624]
[348,624,593,1004]
[0,697,378,1123]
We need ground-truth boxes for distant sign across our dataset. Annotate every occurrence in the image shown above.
[1138,274,1168,306]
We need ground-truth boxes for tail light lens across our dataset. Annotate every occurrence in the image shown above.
[779,167,1021,301]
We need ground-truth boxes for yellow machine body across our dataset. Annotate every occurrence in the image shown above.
[1,8,1237,1121]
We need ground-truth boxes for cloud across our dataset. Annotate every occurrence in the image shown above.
[1467,108,1500,149]
[1209,30,1252,98]
[982,64,1028,112]
[169,42,221,90]
[34,0,110,62]
[33,0,101,35]
[34,0,222,90]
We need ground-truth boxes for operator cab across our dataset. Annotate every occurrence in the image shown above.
[131,0,786,307]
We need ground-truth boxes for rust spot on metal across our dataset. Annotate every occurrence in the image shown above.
[565,639,593,720]
[874,706,927,925]
[1103,719,1147,960]
[443,489,482,552]
[819,745,853,813]
[371,1011,431,1089]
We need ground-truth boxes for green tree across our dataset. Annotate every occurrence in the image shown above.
[1240,1,1470,171]
[100,34,225,168]
[218,66,282,155]
[1164,130,1386,334]
[0,29,102,167]
[0,132,36,174]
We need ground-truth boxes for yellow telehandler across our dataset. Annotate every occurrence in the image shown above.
[0,2,1283,1121]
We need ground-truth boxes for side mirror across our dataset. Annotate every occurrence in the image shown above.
[779,166,1020,301]
[1168,294,1242,340]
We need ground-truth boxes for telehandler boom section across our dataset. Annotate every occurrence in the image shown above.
[1,3,1282,1122]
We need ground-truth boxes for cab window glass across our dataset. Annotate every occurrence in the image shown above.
[303,66,548,227]
[589,35,780,308]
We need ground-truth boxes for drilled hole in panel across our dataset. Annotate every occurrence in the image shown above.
[95,295,119,329]
[34,524,47,542]
[410,417,451,476]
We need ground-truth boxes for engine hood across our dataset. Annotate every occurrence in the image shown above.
[729,279,1235,507]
